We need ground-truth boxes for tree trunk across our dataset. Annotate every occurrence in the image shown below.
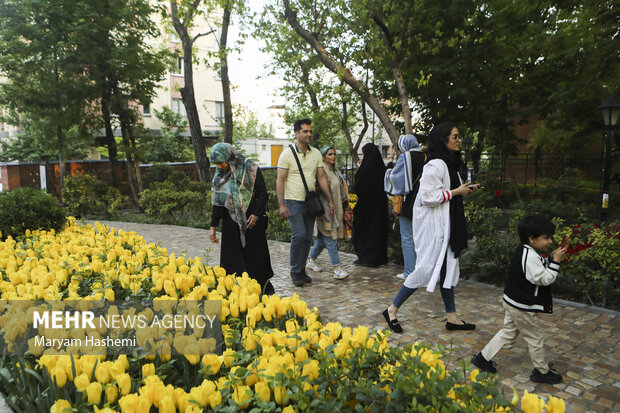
[220,1,233,144]
[101,89,119,188]
[369,0,413,135]
[170,0,211,182]
[341,96,368,165]
[56,125,65,203]
[282,0,400,144]
[119,114,140,206]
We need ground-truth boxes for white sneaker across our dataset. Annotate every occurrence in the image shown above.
[396,273,406,280]
[333,267,349,279]
[306,258,322,272]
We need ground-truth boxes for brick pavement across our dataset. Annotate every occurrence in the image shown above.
[90,220,620,413]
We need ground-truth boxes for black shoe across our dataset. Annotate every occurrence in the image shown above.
[302,274,312,284]
[353,259,378,268]
[471,352,497,374]
[530,368,562,384]
[446,320,476,331]
[291,276,305,287]
[382,309,403,333]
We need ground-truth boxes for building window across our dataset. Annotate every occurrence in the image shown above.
[143,103,151,116]
[174,57,184,76]
[172,98,187,118]
[215,101,224,124]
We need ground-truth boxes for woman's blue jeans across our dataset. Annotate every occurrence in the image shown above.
[309,231,340,266]
[399,215,416,277]
[392,253,456,313]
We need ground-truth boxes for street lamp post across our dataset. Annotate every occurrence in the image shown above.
[599,92,620,223]
[462,136,473,182]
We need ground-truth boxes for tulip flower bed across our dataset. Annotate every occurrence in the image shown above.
[0,219,564,412]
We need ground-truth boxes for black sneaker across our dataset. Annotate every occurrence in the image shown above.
[530,368,562,384]
[291,275,305,287]
[302,273,312,284]
[471,352,497,374]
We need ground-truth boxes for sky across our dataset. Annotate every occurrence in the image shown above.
[227,2,287,118]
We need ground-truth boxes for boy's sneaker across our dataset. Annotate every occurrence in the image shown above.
[306,258,322,272]
[395,272,406,280]
[333,267,349,279]
[530,368,562,384]
[470,352,497,374]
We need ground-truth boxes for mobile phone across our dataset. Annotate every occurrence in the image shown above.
[560,235,569,248]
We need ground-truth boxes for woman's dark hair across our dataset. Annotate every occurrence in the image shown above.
[517,214,556,244]
[428,122,457,155]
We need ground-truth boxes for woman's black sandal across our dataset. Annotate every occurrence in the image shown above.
[383,309,403,333]
[446,320,476,331]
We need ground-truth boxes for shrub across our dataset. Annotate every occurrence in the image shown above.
[265,209,291,242]
[139,187,209,221]
[461,205,523,284]
[140,163,177,189]
[553,220,620,309]
[62,174,128,218]
[0,187,66,240]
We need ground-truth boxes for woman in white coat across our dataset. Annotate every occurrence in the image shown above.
[382,122,480,333]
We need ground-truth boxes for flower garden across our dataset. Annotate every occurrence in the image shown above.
[0,218,566,412]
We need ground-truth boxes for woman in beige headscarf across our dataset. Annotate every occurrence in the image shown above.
[306,145,350,279]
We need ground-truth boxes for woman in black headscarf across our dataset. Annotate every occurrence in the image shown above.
[382,122,480,333]
[352,143,388,267]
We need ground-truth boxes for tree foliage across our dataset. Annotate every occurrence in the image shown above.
[258,0,618,159]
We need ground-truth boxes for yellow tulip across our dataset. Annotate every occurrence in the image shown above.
[105,384,118,404]
[50,399,71,413]
[208,390,222,409]
[74,373,90,392]
[142,363,155,378]
[51,365,67,388]
[232,385,252,408]
[185,351,201,365]
[282,406,296,413]
[547,396,565,413]
[274,385,289,406]
[254,381,270,402]
[469,369,479,382]
[201,354,222,375]
[159,395,175,413]
[95,362,111,384]
[86,381,103,404]
[295,346,308,363]
[511,386,519,407]
[302,360,320,381]
[136,395,152,413]
[522,390,544,413]
[116,372,132,396]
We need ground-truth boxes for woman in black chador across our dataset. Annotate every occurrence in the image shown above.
[352,143,388,267]
[209,143,275,295]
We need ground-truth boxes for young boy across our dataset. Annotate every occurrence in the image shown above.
[471,214,567,384]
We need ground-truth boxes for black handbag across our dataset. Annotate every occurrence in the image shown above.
[289,145,325,217]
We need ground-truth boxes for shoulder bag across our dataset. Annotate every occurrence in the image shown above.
[289,145,325,217]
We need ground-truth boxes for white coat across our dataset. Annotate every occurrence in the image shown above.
[404,159,461,292]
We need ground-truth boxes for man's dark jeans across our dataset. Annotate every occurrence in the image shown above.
[285,200,315,284]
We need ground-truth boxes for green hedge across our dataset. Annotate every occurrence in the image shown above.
[62,174,128,218]
[0,187,66,240]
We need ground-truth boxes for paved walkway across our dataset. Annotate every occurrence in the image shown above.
[91,221,619,413]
